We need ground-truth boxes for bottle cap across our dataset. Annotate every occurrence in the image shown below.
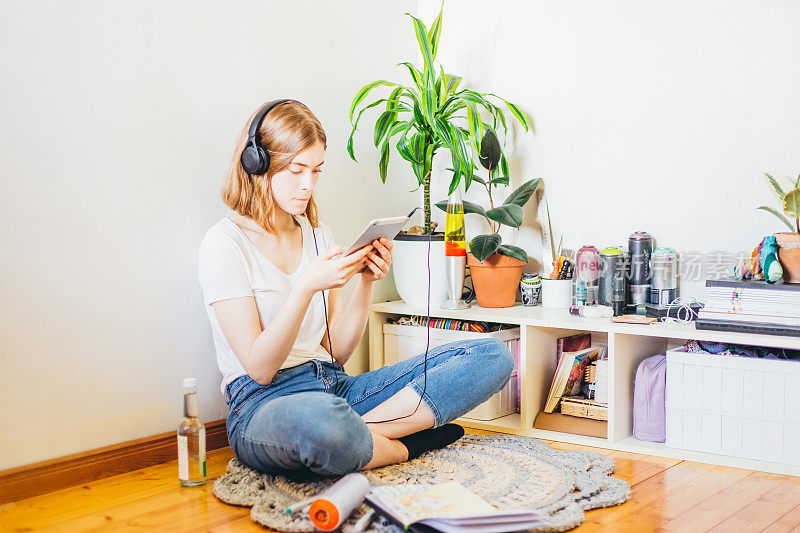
[652,247,676,256]
[600,246,623,256]
[182,378,197,391]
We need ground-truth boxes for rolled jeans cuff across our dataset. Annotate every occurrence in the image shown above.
[408,380,443,427]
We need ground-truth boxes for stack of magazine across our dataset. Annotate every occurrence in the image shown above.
[696,278,800,336]
[543,344,605,413]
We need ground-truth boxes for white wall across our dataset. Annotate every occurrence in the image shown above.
[420,1,800,297]
[4,0,798,472]
[0,0,418,470]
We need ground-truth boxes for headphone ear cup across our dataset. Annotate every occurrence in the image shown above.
[241,143,267,175]
[256,145,269,175]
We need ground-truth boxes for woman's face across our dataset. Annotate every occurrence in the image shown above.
[269,141,325,215]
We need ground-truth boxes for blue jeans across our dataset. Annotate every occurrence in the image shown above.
[225,338,514,476]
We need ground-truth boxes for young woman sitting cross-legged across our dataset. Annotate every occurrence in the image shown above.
[198,99,514,477]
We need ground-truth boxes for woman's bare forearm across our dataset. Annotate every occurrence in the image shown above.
[246,284,315,384]
[330,278,374,364]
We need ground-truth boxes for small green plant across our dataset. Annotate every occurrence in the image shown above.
[759,171,800,234]
[436,129,541,263]
[347,5,531,235]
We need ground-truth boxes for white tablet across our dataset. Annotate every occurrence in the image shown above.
[343,214,413,256]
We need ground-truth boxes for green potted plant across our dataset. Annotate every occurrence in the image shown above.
[759,171,800,283]
[347,5,531,305]
[436,130,540,307]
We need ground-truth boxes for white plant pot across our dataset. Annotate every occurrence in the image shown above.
[391,235,449,306]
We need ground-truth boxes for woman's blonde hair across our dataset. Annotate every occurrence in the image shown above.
[222,101,326,232]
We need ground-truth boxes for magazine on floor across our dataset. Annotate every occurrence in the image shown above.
[364,481,547,532]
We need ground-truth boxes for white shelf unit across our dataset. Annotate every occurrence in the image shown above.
[368,300,800,476]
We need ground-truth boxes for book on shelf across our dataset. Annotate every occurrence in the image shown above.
[695,319,800,337]
[594,360,610,404]
[705,289,800,314]
[698,310,800,327]
[555,333,591,366]
[706,278,800,292]
[704,280,800,310]
[365,481,548,532]
[702,303,800,319]
[544,345,605,414]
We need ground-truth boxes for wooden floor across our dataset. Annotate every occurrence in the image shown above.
[2,434,799,532]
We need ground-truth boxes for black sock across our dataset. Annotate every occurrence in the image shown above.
[398,423,465,460]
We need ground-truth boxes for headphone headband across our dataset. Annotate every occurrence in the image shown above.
[240,99,298,175]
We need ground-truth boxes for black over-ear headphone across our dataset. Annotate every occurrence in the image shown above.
[240,99,298,175]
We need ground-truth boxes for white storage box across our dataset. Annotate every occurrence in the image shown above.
[382,323,520,420]
[665,347,800,466]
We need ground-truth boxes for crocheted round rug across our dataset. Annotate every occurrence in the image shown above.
[213,433,630,532]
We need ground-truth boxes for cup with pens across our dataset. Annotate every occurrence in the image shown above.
[541,241,574,308]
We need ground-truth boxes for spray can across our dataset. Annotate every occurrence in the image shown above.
[308,473,371,531]
[613,275,625,316]
[576,245,601,305]
[650,247,678,305]
[626,232,653,314]
[599,246,625,316]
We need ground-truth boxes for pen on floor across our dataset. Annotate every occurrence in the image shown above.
[286,497,315,515]
[353,508,376,532]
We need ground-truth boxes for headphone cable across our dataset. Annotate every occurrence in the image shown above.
[311,212,430,425]
[312,226,341,392]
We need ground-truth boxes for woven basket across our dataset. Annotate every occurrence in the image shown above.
[560,397,608,421]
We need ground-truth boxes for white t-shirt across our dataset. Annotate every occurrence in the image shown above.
[197,215,335,397]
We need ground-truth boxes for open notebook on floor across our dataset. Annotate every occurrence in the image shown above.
[364,481,547,532]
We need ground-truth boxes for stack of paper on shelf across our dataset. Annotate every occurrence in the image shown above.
[697,278,800,336]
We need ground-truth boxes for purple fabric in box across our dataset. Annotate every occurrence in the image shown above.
[633,354,667,442]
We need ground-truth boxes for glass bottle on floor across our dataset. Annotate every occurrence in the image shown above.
[178,378,206,487]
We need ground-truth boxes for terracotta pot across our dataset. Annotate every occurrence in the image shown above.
[467,252,526,308]
[775,232,800,284]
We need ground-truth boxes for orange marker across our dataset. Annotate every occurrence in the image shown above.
[550,256,565,279]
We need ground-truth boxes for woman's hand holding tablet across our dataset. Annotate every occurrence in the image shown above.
[360,237,393,282]
[341,213,413,256]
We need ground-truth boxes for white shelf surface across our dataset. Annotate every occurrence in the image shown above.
[372,300,800,350]
[369,300,800,477]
